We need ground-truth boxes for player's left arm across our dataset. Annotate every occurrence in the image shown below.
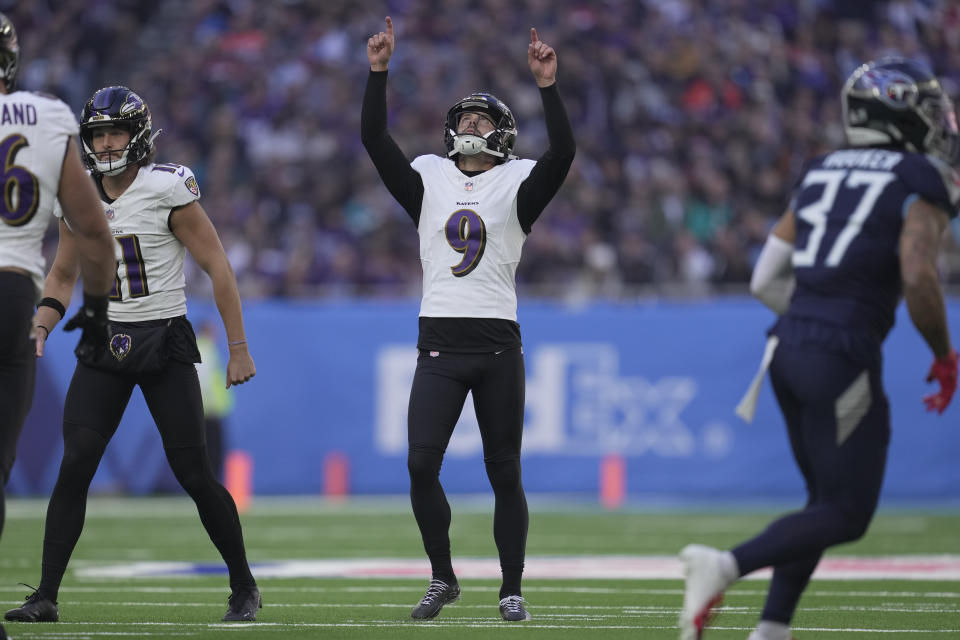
[900,196,956,413]
[171,201,255,388]
[750,210,796,314]
[516,28,575,233]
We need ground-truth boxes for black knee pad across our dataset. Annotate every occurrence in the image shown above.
[484,457,522,493]
[407,449,443,486]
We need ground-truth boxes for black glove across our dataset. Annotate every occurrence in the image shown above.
[63,292,109,360]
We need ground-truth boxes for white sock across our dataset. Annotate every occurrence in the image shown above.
[751,620,791,640]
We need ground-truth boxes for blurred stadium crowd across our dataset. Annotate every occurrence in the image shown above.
[6,0,960,299]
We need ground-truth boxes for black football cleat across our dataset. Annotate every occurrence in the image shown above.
[222,586,261,621]
[410,579,460,619]
[4,590,59,622]
[499,595,531,621]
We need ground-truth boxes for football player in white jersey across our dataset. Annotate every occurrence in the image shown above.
[0,14,114,639]
[5,86,261,624]
[362,17,575,622]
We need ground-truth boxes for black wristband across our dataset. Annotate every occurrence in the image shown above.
[82,292,109,314]
[38,297,66,319]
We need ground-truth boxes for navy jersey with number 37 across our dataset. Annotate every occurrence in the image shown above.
[782,148,960,349]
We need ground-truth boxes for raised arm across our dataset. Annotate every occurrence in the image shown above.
[516,28,575,232]
[361,16,425,223]
[899,197,956,413]
[171,201,255,388]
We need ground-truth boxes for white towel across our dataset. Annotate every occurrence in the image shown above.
[735,335,780,423]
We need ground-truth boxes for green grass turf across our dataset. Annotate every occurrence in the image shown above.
[0,496,956,639]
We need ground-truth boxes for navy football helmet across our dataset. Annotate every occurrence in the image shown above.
[444,92,518,162]
[842,58,959,164]
[80,86,159,176]
[0,13,19,93]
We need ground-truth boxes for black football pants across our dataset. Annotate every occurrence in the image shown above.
[0,272,37,544]
[731,344,889,624]
[407,346,528,597]
[38,359,254,600]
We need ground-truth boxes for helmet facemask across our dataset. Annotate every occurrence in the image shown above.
[444,93,518,163]
[449,112,498,157]
[84,123,137,176]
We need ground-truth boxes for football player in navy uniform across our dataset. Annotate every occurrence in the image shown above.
[5,86,261,624]
[0,13,115,640]
[679,58,959,640]
[362,17,574,622]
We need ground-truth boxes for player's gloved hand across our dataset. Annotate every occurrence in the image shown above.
[923,349,958,415]
[63,292,109,360]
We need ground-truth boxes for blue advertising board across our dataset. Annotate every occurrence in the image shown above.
[11,298,960,503]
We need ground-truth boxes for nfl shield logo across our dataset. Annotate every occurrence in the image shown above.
[464,181,473,191]
[105,208,115,220]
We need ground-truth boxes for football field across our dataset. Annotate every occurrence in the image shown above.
[1,496,957,639]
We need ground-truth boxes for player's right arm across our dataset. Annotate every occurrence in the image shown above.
[57,138,114,296]
[899,196,957,413]
[33,219,81,356]
[361,16,424,223]
[55,138,115,359]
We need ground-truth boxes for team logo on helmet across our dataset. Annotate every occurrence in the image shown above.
[110,333,132,361]
[860,69,918,110]
[120,92,145,115]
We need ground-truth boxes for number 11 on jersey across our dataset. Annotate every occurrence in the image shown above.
[109,234,149,300]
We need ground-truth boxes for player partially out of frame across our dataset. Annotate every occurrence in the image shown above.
[679,57,958,640]
[5,85,261,625]
[0,14,115,640]
[362,16,575,622]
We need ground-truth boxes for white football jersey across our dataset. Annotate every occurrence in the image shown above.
[56,162,201,321]
[412,155,535,321]
[0,91,79,293]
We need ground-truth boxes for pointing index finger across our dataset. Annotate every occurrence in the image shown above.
[530,27,538,43]
[386,16,394,37]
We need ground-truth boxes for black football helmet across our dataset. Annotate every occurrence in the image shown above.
[444,92,518,162]
[842,57,959,164]
[0,13,19,93]
[80,86,159,176]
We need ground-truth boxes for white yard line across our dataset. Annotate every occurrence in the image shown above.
[75,554,960,580]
